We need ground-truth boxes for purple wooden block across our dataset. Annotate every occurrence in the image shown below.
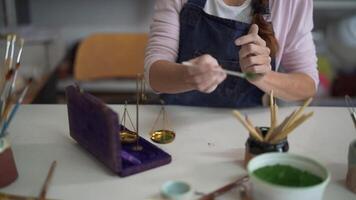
[66,85,171,177]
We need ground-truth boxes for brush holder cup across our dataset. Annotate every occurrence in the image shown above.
[244,127,289,167]
[347,139,356,193]
[0,137,18,188]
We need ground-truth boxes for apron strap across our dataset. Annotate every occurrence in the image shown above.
[187,0,207,8]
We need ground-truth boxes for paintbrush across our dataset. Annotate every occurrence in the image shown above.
[1,35,18,117]
[0,69,15,115]
[182,61,262,80]
[0,79,32,137]
[0,192,58,200]
[38,161,57,200]
[0,35,12,92]
[0,93,15,125]
[8,38,24,97]
[224,69,262,79]
[0,35,12,115]
[8,35,16,71]
[1,37,25,126]
[199,175,249,200]
[0,67,23,122]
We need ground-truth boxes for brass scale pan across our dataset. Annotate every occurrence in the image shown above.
[119,76,175,145]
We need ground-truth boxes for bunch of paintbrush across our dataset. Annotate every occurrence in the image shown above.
[0,34,30,137]
[233,91,314,144]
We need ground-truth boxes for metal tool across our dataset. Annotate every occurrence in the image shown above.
[132,75,144,151]
[149,101,176,144]
[345,95,356,129]
[119,101,139,144]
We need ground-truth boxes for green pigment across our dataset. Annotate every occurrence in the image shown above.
[253,164,323,187]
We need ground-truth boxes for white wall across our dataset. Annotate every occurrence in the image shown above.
[21,0,155,72]
[29,0,155,48]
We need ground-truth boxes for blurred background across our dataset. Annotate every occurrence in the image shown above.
[0,0,355,106]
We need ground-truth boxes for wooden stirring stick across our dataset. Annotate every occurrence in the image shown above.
[233,111,263,142]
[269,90,275,129]
[245,115,263,139]
[38,161,57,200]
[233,97,314,144]
[272,112,314,143]
[265,111,296,142]
[266,91,277,140]
[282,98,313,133]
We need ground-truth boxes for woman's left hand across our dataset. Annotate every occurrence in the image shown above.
[235,24,272,82]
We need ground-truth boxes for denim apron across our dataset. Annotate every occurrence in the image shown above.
[161,0,275,108]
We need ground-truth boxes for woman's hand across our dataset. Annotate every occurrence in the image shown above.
[183,54,227,93]
[235,24,272,82]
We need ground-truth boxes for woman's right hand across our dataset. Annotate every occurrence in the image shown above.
[183,54,227,93]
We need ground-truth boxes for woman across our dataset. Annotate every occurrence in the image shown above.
[145,0,319,107]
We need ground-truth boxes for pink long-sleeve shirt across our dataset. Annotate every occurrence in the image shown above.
[145,0,319,88]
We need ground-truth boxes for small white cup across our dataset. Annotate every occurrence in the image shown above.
[247,153,330,200]
[161,180,193,200]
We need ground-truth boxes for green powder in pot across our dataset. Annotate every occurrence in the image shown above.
[253,164,323,187]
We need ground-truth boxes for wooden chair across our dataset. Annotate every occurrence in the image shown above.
[74,33,148,81]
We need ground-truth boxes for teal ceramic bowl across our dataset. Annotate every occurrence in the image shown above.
[161,180,192,200]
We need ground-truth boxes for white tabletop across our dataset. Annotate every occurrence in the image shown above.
[0,105,355,200]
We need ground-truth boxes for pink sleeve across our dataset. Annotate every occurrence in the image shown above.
[280,0,319,89]
[144,0,184,87]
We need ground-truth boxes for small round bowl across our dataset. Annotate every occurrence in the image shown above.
[247,153,330,200]
[161,180,192,200]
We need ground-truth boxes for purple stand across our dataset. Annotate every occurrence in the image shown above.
[66,85,171,177]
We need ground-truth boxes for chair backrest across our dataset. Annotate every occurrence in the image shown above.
[74,33,148,81]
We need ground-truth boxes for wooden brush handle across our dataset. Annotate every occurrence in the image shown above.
[0,193,57,200]
[198,175,249,200]
[38,161,57,200]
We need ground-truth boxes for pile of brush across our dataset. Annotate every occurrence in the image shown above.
[233,91,314,144]
[0,35,31,137]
